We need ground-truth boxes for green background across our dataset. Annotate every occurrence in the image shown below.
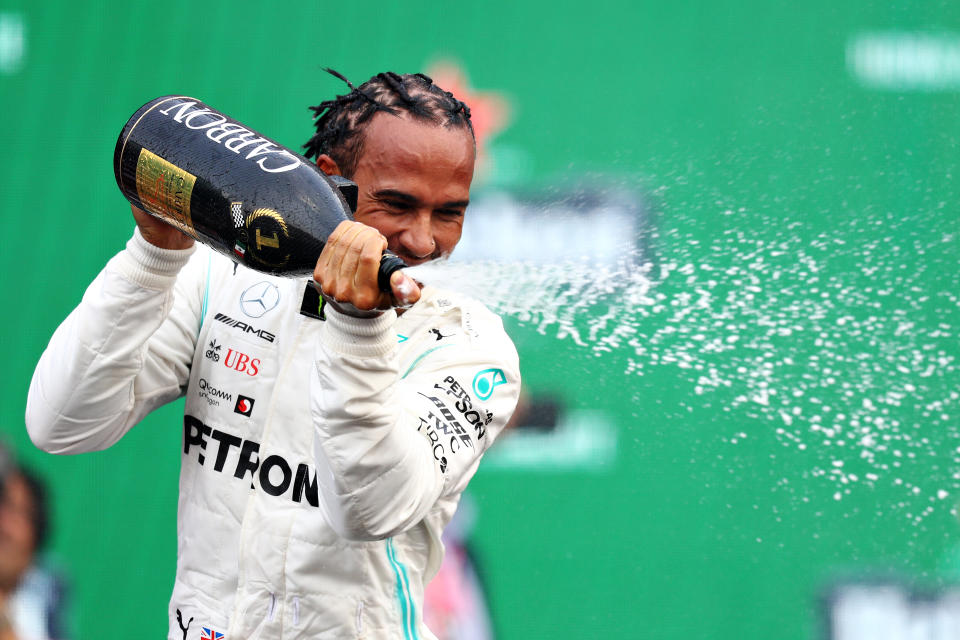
[1,1,958,638]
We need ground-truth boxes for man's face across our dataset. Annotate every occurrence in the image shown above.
[0,473,36,593]
[345,114,476,266]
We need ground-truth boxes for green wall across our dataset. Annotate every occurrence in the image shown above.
[1,1,958,638]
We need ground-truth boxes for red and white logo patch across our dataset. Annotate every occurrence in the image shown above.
[234,395,255,417]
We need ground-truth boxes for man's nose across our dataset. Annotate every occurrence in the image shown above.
[400,213,436,258]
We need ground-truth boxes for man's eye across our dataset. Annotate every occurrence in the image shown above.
[385,200,411,210]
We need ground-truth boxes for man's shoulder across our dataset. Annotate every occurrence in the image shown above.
[418,286,499,322]
[413,286,515,353]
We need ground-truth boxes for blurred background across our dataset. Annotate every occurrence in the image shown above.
[1,1,959,638]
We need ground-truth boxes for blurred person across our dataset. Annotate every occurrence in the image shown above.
[422,389,543,640]
[0,456,68,640]
[26,70,520,639]
[423,496,494,640]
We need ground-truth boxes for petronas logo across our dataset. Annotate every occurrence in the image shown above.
[472,368,507,400]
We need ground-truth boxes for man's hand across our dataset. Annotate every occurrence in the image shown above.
[314,221,420,311]
[131,204,195,250]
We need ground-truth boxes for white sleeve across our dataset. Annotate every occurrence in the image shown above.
[25,228,206,454]
[311,305,521,541]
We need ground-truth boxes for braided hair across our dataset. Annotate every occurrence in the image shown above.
[303,69,474,178]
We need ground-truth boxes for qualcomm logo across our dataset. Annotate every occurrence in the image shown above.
[240,281,280,318]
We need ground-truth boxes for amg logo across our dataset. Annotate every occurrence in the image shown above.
[214,313,276,343]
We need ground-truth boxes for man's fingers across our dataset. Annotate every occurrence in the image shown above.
[390,270,421,307]
[352,233,388,309]
[328,223,363,269]
[131,204,195,250]
[317,221,355,279]
[327,220,353,246]
[339,225,374,277]
[351,230,387,289]
[314,221,390,309]
[317,222,363,298]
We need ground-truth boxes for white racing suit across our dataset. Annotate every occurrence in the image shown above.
[26,230,521,639]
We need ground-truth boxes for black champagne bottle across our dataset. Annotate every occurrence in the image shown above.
[114,95,405,290]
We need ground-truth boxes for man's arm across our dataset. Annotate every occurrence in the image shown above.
[308,220,520,540]
[311,303,520,541]
[26,222,204,454]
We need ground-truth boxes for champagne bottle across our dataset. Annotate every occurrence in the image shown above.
[114,95,405,290]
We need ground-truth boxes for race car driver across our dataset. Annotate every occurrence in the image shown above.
[26,71,520,640]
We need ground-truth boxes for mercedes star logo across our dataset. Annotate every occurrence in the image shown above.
[240,281,280,318]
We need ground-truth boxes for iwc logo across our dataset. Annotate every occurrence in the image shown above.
[240,282,280,318]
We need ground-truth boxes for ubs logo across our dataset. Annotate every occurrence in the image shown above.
[240,281,280,318]
[224,347,260,377]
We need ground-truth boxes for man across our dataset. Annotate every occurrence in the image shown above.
[0,455,68,640]
[26,71,520,639]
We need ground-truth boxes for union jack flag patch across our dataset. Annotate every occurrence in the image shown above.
[200,628,224,640]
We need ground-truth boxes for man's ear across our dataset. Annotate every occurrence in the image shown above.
[316,154,341,176]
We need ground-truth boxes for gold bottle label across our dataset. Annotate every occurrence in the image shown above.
[135,148,197,237]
